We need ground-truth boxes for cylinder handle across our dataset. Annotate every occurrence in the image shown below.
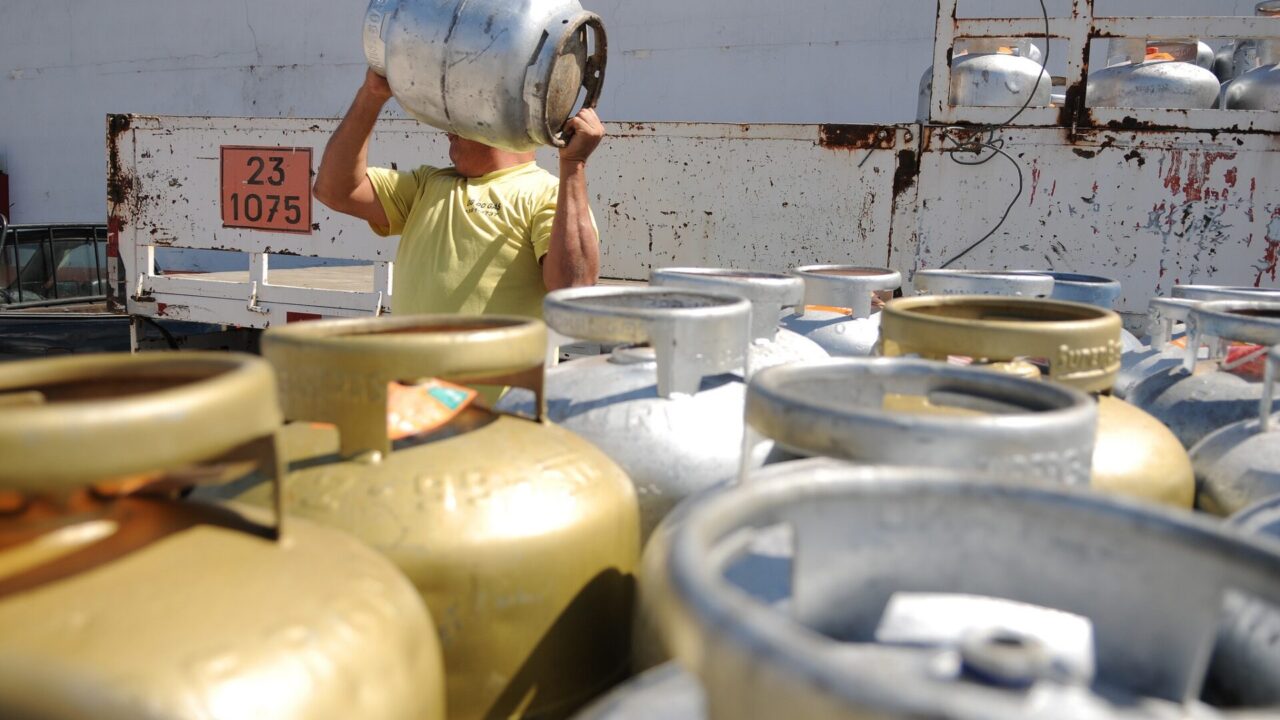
[792,266,902,319]
[0,353,280,493]
[1008,271,1122,309]
[544,286,751,398]
[1260,346,1280,432]
[1183,301,1280,374]
[362,0,397,76]
[1172,285,1280,303]
[263,315,548,456]
[651,268,804,342]
[915,269,1054,298]
[526,11,608,148]
[879,296,1123,394]
[745,358,1097,486]
[1146,297,1199,351]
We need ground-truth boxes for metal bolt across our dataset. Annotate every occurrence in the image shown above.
[959,628,1054,689]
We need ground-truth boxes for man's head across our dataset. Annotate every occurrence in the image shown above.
[447,134,537,178]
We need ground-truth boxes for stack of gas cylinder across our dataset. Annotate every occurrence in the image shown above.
[5,262,1280,720]
[917,2,1280,119]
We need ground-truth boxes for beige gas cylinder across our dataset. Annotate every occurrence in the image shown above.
[879,295,1194,508]
[0,352,445,719]
[232,315,641,720]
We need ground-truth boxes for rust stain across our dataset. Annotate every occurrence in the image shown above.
[106,114,136,208]
[1123,149,1146,167]
[1257,207,1280,286]
[1029,161,1041,206]
[891,149,920,200]
[1160,149,1238,203]
[818,124,895,151]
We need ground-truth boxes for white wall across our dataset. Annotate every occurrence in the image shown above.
[0,0,1261,223]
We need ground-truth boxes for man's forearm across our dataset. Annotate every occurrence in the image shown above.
[313,88,386,208]
[543,160,600,290]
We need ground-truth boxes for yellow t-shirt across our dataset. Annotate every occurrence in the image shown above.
[367,161,563,319]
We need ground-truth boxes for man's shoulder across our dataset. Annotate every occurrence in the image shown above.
[500,163,559,200]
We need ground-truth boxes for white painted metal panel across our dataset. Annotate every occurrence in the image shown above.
[565,122,911,280]
[912,126,1280,317]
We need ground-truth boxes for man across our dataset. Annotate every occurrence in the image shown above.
[313,69,604,319]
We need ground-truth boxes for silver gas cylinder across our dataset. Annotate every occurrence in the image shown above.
[914,269,1054,297]
[1214,43,1239,83]
[1214,40,1262,83]
[495,286,755,541]
[1231,495,1280,539]
[1129,300,1280,449]
[778,266,902,358]
[917,39,1049,122]
[1190,346,1280,516]
[1088,38,1221,109]
[1221,1,1280,109]
[1222,39,1279,108]
[1196,41,1217,71]
[1206,490,1280,709]
[649,465,1280,720]
[574,663,705,720]
[363,0,606,152]
[649,268,829,372]
[1116,297,1201,399]
[629,357,1099,674]
[1117,287,1280,399]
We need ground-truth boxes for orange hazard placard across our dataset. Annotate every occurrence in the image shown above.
[220,146,313,234]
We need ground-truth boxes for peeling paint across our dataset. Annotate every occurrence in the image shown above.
[818,124,895,151]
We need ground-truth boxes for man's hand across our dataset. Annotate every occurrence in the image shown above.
[559,108,605,165]
[361,68,394,105]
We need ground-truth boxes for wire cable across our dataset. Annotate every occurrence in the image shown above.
[937,0,1050,269]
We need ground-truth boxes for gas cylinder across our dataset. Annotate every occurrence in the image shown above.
[573,663,704,720]
[914,269,1054,297]
[1088,38,1221,109]
[1222,41,1279,108]
[228,316,640,720]
[649,268,828,371]
[1117,287,1280,399]
[1129,300,1280,450]
[1215,40,1261,83]
[917,39,1050,122]
[0,353,445,720]
[1196,40,1216,71]
[651,465,1280,719]
[1191,346,1280,516]
[1222,1,1280,109]
[778,265,901,357]
[879,295,1195,507]
[1232,494,1280,538]
[363,0,607,152]
[1207,490,1280,710]
[1116,297,1200,399]
[495,287,755,542]
[629,357,1099,674]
